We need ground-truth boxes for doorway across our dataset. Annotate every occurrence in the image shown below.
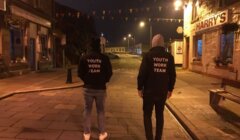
[29,38,36,70]
[185,37,190,69]
[10,28,23,62]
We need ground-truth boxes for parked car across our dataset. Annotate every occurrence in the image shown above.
[104,53,119,59]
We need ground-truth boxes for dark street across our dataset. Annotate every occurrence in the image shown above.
[1,0,240,140]
[0,54,239,139]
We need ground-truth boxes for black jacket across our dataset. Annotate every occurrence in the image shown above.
[78,51,112,90]
[137,46,176,98]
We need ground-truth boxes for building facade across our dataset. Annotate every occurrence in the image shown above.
[171,39,183,66]
[0,0,54,73]
[105,46,126,53]
[183,0,240,80]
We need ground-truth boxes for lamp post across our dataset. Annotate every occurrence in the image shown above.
[149,25,152,47]
[139,21,152,47]
[132,36,135,48]
[128,34,132,51]
[123,37,127,52]
[123,34,132,52]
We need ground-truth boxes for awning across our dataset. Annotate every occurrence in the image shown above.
[10,5,51,28]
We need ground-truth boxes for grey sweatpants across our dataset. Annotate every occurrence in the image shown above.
[82,88,106,133]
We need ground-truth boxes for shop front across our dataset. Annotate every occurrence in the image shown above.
[184,4,240,80]
[3,3,53,72]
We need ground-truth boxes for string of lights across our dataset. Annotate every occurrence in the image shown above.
[56,4,183,23]
[56,12,183,23]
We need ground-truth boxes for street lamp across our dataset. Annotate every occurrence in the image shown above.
[128,34,132,51]
[123,34,132,52]
[130,36,136,53]
[139,21,145,28]
[139,21,152,47]
[123,37,127,51]
[174,0,183,11]
[131,36,135,48]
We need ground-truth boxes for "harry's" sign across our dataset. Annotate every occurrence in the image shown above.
[195,10,228,32]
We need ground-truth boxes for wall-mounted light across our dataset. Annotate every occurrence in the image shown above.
[174,0,183,11]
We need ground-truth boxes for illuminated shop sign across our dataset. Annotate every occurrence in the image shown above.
[0,0,6,11]
[196,10,228,32]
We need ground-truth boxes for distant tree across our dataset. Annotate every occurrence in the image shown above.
[55,10,96,64]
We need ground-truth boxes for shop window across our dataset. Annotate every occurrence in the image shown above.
[193,36,202,62]
[219,32,234,65]
[10,29,24,63]
[40,35,48,58]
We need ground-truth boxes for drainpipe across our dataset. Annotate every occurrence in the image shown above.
[236,70,238,80]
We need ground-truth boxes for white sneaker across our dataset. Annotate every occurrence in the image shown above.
[99,132,108,140]
[83,133,90,140]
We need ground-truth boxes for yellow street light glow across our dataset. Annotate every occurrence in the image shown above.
[174,0,182,11]
[123,37,127,40]
[128,34,132,38]
[139,21,145,27]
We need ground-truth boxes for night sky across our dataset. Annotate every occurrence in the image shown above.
[55,0,183,45]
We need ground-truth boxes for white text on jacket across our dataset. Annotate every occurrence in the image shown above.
[153,57,168,73]
[87,59,101,73]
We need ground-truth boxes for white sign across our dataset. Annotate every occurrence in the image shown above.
[0,0,6,11]
[196,10,228,32]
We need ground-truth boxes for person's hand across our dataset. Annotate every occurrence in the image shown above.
[138,90,143,98]
[167,91,172,99]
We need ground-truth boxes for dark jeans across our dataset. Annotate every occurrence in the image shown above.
[143,97,166,140]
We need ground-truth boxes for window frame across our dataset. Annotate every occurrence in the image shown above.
[39,35,48,58]
[193,35,203,62]
[218,31,234,65]
[192,0,199,22]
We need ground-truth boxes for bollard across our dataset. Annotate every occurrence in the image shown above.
[66,68,72,83]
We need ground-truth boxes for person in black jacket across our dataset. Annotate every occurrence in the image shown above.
[137,34,176,140]
[78,37,112,140]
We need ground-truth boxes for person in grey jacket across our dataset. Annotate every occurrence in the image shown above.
[78,37,112,140]
[137,34,176,140]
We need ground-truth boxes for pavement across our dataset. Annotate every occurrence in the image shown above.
[0,67,239,140]
[168,70,240,140]
[0,68,82,99]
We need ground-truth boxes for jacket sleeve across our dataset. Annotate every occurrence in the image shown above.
[137,54,148,90]
[168,55,176,92]
[105,56,113,83]
[77,56,87,81]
